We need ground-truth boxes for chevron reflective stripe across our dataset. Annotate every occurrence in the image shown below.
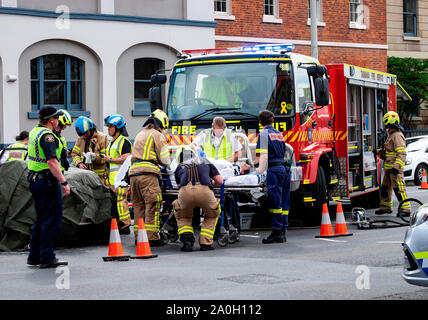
[269,208,283,214]
[395,159,405,168]
[200,228,215,239]
[178,226,194,235]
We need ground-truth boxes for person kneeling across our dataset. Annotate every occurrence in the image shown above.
[173,147,223,252]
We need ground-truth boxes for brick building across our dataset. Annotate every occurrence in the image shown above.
[214,0,388,71]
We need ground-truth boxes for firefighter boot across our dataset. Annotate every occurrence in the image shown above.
[180,232,194,252]
[262,229,284,244]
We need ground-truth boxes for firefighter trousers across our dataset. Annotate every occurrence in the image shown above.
[173,183,220,246]
[379,169,410,213]
[266,165,291,231]
[130,174,163,241]
[111,186,131,229]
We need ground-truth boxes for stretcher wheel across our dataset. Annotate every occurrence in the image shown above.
[228,230,240,244]
[217,233,229,247]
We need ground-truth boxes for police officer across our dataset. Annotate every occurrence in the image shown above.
[191,117,242,162]
[2,131,29,162]
[26,106,70,268]
[54,109,72,172]
[375,111,410,216]
[129,109,171,246]
[173,146,223,252]
[255,110,290,244]
[104,113,133,234]
[71,116,108,183]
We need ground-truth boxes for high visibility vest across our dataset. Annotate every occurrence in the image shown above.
[57,134,68,171]
[107,134,132,185]
[202,128,233,160]
[27,126,62,172]
[6,142,27,161]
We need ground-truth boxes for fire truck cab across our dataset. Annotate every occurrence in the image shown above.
[149,44,397,224]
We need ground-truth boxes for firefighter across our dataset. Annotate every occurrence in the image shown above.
[173,146,223,252]
[375,111,410,216]
[129,109,171,246]
[104,113,133,234]
[26,106,70,268]
[191,116,242,162]
[54,109,72,172]
[3,131,29,162]
[71,116,108,183]
[255,110,290,244]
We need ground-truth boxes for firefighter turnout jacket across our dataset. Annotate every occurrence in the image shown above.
[383,129,406,173]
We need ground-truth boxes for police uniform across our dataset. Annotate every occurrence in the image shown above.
[129,126,170,243]
[27,124,66,266]
[173,157,221,251]
[256,125,290,242]
[54,131,70,171]
[106,134,132,230]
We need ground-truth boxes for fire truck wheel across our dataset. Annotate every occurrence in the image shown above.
[304,166,328,226]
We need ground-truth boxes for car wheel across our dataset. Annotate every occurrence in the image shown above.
[414,163,428,186]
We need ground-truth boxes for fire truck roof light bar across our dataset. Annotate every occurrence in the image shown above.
[181,44,294,56]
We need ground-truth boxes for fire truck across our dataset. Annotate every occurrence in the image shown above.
[149,44,398,224]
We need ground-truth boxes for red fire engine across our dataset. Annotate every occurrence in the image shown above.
[149,44,398,224]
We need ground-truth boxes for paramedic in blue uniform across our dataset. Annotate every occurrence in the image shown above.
[255,110,290,244]
[26,106,70,268]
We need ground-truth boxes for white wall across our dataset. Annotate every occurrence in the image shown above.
[0,12,214,144]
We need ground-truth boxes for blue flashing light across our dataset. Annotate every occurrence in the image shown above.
[242,44,294,53]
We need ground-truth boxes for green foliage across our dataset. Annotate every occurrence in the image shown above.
[387,57,428,128]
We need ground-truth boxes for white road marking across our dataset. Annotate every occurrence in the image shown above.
[376,241,403,244]
[315,238,348,243]
[240,235,261,238]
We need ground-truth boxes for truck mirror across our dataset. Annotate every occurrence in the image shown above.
[314,77,329,106]
[149,86,162,112]
[151,74,167,85]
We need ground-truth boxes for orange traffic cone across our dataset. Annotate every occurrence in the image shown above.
[103,218,130,261]
[419,170,428,189]
[315,203,337,238]
[131,219,158,259]
[334,202,353,237]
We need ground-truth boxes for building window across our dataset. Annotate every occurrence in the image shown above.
[214,0,235,20]
[403,0,417,36]
[349,0,366,28]
[134,58,163,116]
[263,0,282,23]
[215,0,227,13]
[307,0,325,26]
[31,54,83,111]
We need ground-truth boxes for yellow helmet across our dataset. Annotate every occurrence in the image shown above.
[144,109,169,129]
[383,111,400,127]
[58,109,72,127]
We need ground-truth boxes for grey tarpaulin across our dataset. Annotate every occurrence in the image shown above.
[0,161,118,252]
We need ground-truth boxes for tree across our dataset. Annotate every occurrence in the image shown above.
[387,57,428,129]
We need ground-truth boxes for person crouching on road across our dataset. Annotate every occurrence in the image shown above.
[104,113,133,235]
[129,109,171,246]
[375,111,410,216]
[27,106,70,269]
[71,116,108,183]
[255,110,290,244]
[173,146,223,252]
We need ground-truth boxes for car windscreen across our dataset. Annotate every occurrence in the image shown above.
[167,61,294,121]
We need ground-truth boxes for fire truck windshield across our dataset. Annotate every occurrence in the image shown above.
[167,61,294,121]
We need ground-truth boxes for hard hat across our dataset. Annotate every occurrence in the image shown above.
[104,113,125,129]
[175,146,197,164]
[383,111,400,127]
[58,109,72,126]
[143,109,169,129]
[75,116,94,136]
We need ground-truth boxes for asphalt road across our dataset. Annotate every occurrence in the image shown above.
[1,185,428,305]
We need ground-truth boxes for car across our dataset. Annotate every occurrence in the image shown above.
[403,136,428,185]
[402,203,428,287]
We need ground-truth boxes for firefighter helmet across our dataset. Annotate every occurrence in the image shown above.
[58,109,72,127]
[75,116,94,136]
[383,111,400,127]
[104,113,125,129]
[143,109,169,129]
